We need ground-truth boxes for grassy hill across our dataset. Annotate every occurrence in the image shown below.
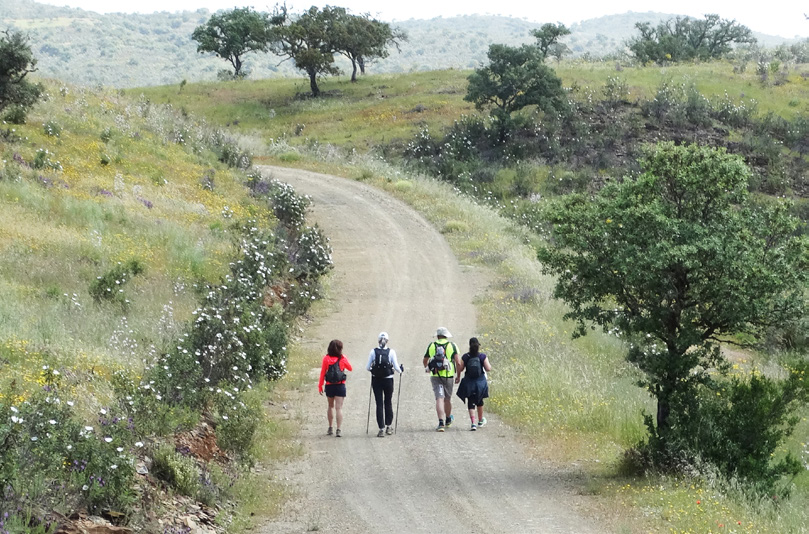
[0,80,332,530]
[2,0,802,87]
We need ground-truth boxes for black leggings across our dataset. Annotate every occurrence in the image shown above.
[371,376,395,428]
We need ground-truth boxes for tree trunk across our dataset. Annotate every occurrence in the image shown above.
[233,55,242,78]
[350,58,358,82]
[308,69,320,97]
[358,56,365,75]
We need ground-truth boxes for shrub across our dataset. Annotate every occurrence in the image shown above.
[213,383,263,457]
[640,363,809,497]
[269,180,310,230]
[218,141,252,169]
[32,148,63,171]
[151,444,201,497]
[289,225,333,280]
[43,120,61,137]
[88,259,145,306]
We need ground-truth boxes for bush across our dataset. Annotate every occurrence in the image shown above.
[289,225,333,280]
[151,445,201,497]
[213,384,263,457]
[640,363,809,497]
[88,259,145,306]
[0,378,136,517]
[269,179,310,230]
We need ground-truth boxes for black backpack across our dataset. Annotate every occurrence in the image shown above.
[465,354,483,379]
[370,347,394,378]
[324,356,346,384]
[428,342,456,373]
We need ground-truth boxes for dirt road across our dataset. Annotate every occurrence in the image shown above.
[257,166,608,534]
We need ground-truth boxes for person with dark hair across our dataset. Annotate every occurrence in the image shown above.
[366,331,404,437]
[455,337,492,431]
[318,339,353,437]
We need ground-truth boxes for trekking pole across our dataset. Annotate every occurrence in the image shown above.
[366,380,372,434]
[394,364,403,434]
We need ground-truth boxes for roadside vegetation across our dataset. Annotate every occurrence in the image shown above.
[0,77,331,531]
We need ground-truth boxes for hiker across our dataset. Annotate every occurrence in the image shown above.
[318,339,353,437]
[422,327,460,432]
[366,331,404,437]
[455,337,492,431]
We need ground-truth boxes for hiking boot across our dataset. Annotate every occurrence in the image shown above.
[436,423,445,432]
[327,426,333,435]
[335,429,342,437]
[446,414,454,427]
[377,429,385,438]
[385,426,393,435]
[470,424,477,431]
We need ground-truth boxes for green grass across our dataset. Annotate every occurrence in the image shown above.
[136,61,809,156]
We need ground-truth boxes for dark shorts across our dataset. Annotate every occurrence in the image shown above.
[324,383,346,398]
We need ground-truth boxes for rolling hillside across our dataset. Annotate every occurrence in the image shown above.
[2,0,801,87]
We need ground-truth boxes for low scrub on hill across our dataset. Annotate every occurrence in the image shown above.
[0,82,331,530]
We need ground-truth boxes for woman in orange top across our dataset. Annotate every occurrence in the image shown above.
[318,339,353,437]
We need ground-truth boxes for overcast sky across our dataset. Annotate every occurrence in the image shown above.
[36,0,809,38]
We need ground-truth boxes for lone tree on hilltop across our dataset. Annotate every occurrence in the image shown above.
[191,7,274,79]
[269,5,343,97]
[530,22,570,60]
[331,10,406,82]
[465,43,566,143]
[0,30,43,124]
[629,14,756,63]
[538,142,809,457]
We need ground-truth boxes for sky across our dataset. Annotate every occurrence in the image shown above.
[35,0,809,38]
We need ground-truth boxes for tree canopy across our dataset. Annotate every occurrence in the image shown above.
[269,5,343,97]
[530,23,570,60]
[538,142,809,452]
[330,10,406,82]
[0,30,43,123]
[628,14,756,63]
[191,7,274,78]
[465,43,566,142]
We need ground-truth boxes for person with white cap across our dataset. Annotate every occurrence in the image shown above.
[366,331,403,437]
[422,327,460,431]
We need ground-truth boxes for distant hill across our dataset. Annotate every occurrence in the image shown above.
[1,0,800,88]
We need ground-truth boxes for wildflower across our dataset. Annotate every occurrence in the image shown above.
[85,426,93,431]
[105,437,113,443]
[135,441,143,448]
[49,420,57,425]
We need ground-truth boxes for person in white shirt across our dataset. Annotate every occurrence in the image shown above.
[366,332,404,437]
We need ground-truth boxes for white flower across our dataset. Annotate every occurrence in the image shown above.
[135,441,143,448]
[100,409,107,415]
[67,401,74,407]
[49,420,57,425]
[31,436,38,441]
[222,415,229,420]
[85,426,94,431]
[117,447,124,452]
[104,437,113,443]
[10,406,18,413]
[110,464,118,470]
[82,485,89,491]
[67,445,72,450]
[11,416,19,424]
